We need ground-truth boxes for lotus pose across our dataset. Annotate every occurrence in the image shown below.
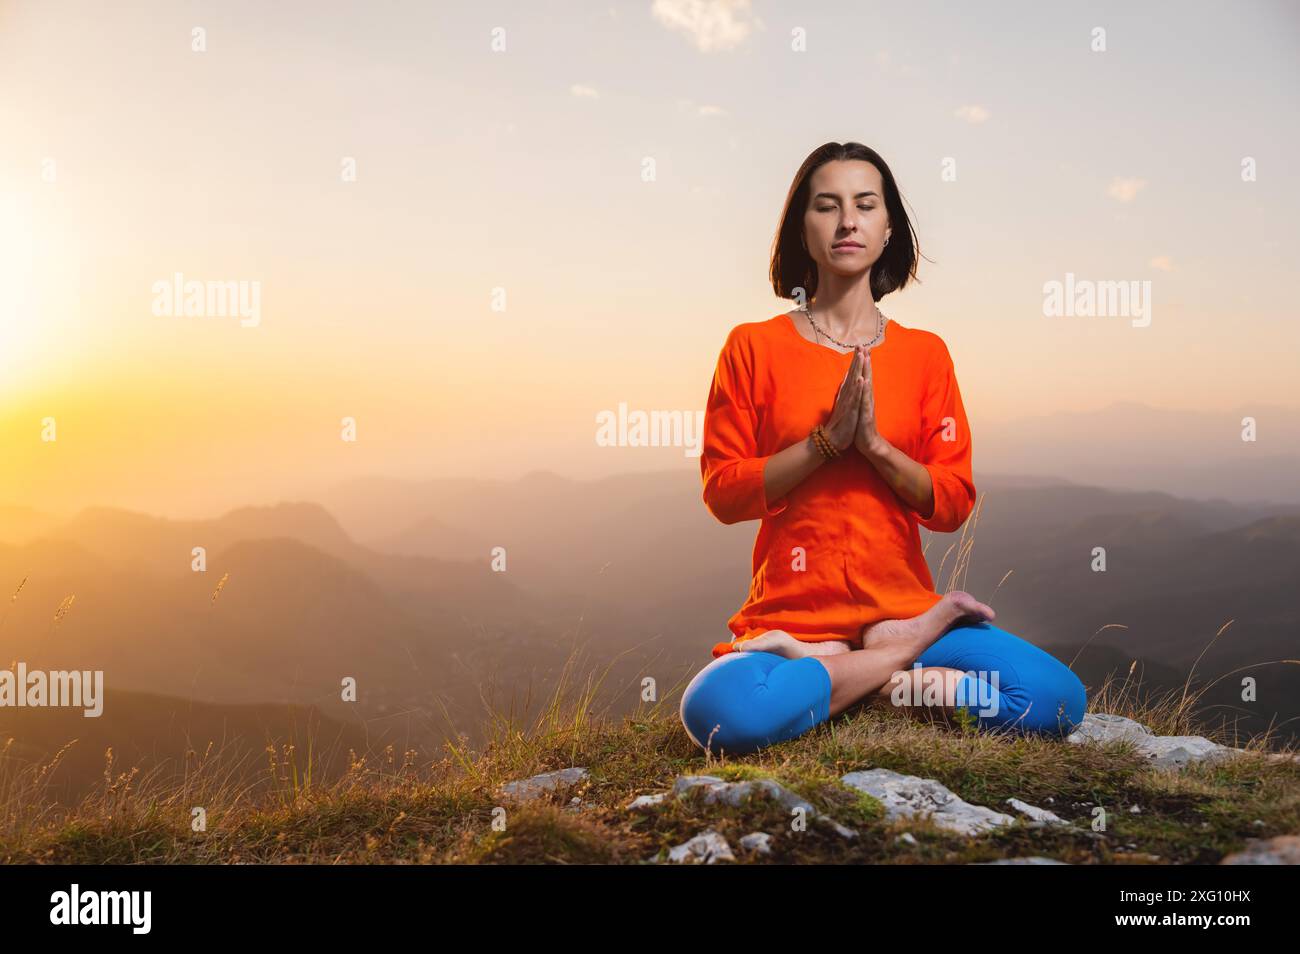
[681,142,1087,756]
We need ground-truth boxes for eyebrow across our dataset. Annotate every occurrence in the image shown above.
[813,191,879,200]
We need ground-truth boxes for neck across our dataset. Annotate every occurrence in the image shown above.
[809,281,880,339]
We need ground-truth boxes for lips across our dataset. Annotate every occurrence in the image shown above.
[832,242,863,249]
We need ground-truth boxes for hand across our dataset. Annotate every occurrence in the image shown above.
[854,348,883,457]
[823,347,865,451]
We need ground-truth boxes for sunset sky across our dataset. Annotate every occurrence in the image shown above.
[2,0,1297,518]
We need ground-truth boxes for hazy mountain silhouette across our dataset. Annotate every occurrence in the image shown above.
[0,525,544,745]
[0,505,63,545]
[978,401,1300,505]
[2,457,1297,773]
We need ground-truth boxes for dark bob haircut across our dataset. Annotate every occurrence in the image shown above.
[770,142,922,304]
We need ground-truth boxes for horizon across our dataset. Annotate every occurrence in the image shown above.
[5,393,1300,519]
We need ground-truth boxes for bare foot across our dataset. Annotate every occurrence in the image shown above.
[859,591,995,656]
[735,630,854,659]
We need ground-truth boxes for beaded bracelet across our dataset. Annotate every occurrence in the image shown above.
[819,428,839,458]
[811,424,841,460]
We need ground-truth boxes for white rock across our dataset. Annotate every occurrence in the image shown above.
[972,856,1070,865]
[739,832,773,855]
[672,774,858,838]
[626,793,668,810]
[671,775,726,797]
[814,814,860,840]
[1006,798,1066,825]
[1139,735,1245,771]
[666,829,735,864]
[676,776,815,813]
[841,768,1015,836]
[1066,713,1154,743]
[1066,713,1245,771]
[498,766,589,802]
[1219,835,1300,865]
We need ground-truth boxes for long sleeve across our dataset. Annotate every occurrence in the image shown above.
[699,328,790,525]
[905,338,976,533]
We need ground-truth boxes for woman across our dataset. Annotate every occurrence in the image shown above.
[680,142,1087,756]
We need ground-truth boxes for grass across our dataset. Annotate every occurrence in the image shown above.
[0,635,1295,864]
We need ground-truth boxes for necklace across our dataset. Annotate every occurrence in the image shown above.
[802,301,889,350]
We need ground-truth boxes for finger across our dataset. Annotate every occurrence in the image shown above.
[845,372,862,418]
[842,356,863,404]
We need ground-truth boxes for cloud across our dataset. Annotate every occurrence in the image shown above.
[652,0,762,52]
[1149,255,1175,271]
[954,104,990,124]
[570,84,600,99]
[677,98,728,116]
[1107,176,1147,202]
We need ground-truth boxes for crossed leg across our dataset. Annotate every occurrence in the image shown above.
[681,593,1088,754]
[868,665,969,725]
[737,592,997,718]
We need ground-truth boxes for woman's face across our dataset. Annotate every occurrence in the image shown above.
[802,159,891,277]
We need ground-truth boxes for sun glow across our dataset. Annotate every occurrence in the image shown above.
[0,189,38,389]
[0,187,40,392]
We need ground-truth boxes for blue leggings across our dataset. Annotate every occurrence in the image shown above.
[680,620,1087,756]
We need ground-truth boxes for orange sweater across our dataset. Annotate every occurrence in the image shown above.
[700,312,976,659]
